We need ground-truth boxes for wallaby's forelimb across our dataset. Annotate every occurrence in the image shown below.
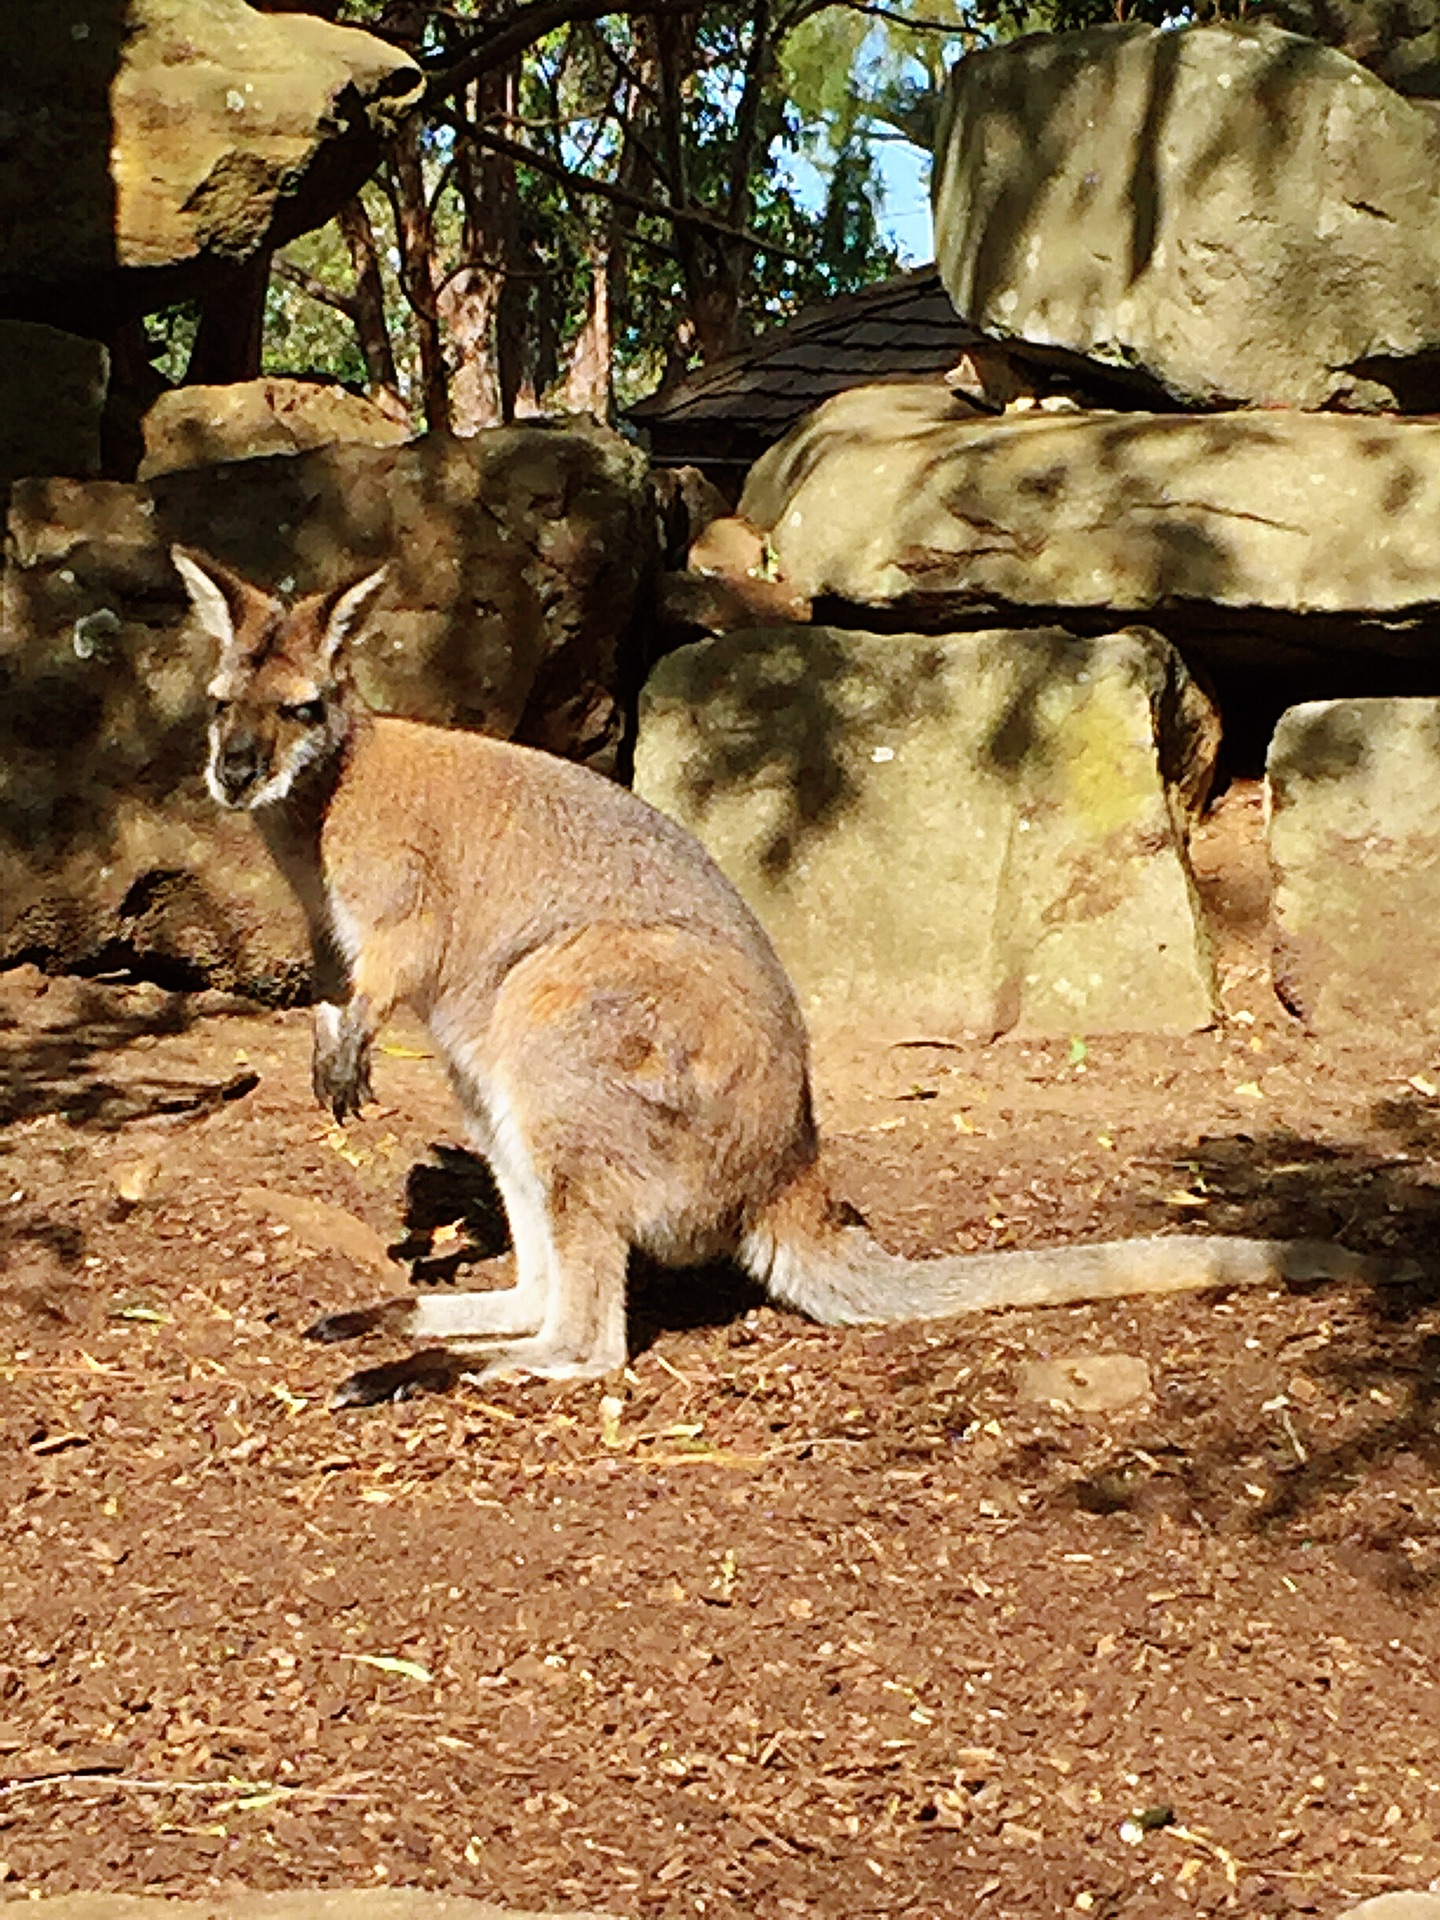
[310,880,429,1120]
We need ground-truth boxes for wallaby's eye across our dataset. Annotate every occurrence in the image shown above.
[212,698,232,716]
[281,699,326,726]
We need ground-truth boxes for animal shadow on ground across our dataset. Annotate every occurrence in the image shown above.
[0,977,263,1338]
[0,977,258,1130]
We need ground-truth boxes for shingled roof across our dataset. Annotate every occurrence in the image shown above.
[628,265,979,479]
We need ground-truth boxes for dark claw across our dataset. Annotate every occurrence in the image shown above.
[329,1349,467,1410]
[305,1296,416,1344]
[305,1306,386,1344]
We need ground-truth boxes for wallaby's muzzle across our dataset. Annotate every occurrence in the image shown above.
[211,732,268,807]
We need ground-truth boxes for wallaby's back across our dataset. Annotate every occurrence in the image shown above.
[322,713,808,1042]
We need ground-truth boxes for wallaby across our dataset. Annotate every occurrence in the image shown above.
[174,547,1419,1406]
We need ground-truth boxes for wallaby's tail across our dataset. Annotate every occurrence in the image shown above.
[741,1162,1422,1326]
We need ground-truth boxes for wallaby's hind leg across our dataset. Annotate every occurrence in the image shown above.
[326,1079,627,1403]
[304,1253,531,1348]
[311,1097,556,1359]
[325,919,807,1405]
[330,1201,626,1404]
[447,1202,629,1384]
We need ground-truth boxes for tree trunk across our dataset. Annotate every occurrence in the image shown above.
[561,236,613,417]
[650,11,749,365]
[443,65,521,433]
[187,252,270,385]
[337,194,408,425]
[388,124,451,433]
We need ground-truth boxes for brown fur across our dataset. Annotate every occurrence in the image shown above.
[173,549,1423,1406]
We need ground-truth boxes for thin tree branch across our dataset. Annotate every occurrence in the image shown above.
[424,0,968,108]
[726,0,770,227]
[590,22,664,118]
[599,93,670,198]
[832,0,977,31]
[424,0,700,105]
[439,115,807,261]
[274,256,360,320]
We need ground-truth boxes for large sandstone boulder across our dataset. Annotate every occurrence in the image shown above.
[1267,699,1440,1031]
[0,0,422,323]
[1259,0,1440,95]
[0,322,108,483]
[634,625,1218,1036]
[932,22,1440,412]
[0,424,656,994]
[139,378,411,478]
[740,385,1440,676]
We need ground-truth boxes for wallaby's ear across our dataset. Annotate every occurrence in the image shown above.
[319,566,389,669]
[171,546,246,653]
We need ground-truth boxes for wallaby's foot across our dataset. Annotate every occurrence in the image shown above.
[312,1002,374,1121]
[326,1334,616,1408]
[305,1295,416,1344]
[330,1348,469,1408]
[306,1266,539,1346]
[451,1333,626,1384]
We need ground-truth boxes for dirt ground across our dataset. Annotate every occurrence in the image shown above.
[5,781,1440,1918]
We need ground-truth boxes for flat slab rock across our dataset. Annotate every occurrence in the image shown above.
[1336,1899,1440,1920]
[635,623,1218,1037]
[1268,699,1440,1032]
[1015,1353,1153,1412]
[138,379,411,479]
[1,1898,617,1920]
[0,0,421,292]
[740,385,1440,655]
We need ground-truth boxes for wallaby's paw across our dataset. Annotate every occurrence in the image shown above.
[329,1348,467,1409]
[313,1061,373,1123]
[312,1031,374,1122]
[305,1297,414,1344]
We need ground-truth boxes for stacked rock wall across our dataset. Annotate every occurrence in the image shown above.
[634,18,1440,1035]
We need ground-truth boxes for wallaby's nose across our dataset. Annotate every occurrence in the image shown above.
[217,738,264,802]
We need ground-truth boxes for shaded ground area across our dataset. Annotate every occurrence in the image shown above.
[5,784,1440,1917]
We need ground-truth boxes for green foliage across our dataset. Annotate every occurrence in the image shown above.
[147,303,201,385]
[780,9,873,136]
[264,219,368,389]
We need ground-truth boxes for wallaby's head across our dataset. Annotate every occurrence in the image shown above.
[172,549,388,811]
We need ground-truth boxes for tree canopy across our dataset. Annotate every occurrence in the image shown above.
[156,0,1255,429]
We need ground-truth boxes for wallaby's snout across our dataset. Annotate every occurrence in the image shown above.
[205,691,336,811]
[210,718,269,809]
